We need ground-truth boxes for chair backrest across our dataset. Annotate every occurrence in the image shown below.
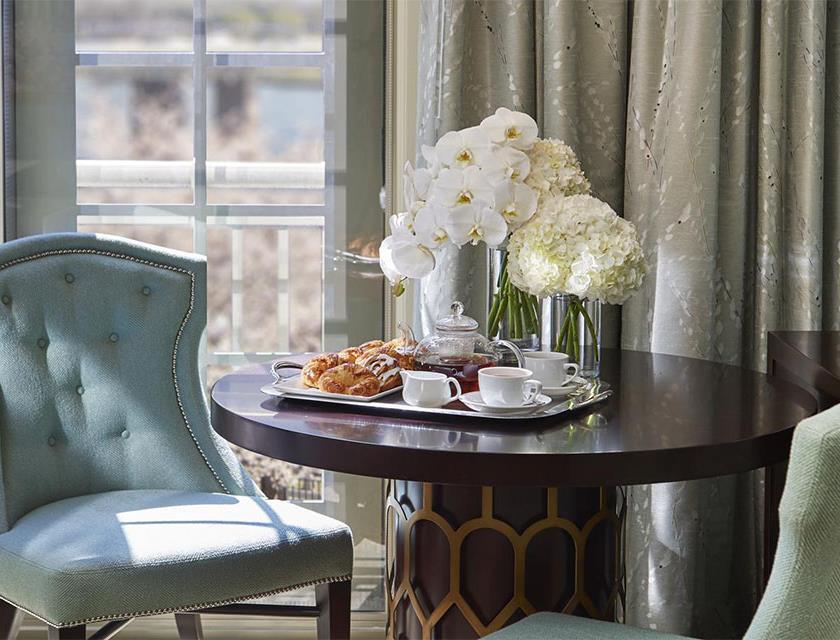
[745,403,840,639]
[0,233,257,531]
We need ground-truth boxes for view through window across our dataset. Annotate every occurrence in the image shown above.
[7,0,386,611]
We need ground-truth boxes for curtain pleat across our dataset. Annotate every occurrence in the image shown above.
[415,1,837,636]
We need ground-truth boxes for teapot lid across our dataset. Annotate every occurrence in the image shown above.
[436,301,479,332]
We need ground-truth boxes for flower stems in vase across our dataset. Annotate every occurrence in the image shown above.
[554,294,599,362]
[488,254,541,340]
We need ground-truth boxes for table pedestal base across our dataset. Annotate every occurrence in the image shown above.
[386,481,625,640]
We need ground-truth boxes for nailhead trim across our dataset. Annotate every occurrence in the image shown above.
[0,248,230,494]
[0,573,352,628]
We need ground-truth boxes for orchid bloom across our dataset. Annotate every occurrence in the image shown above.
[495,146,531,180]
[445,203,508,248]
[378,214,436,289]
[434,126,493,168]
[493,180,537,227]
[413,204,450,248]
[480,107,538,150]
[431,166,494,209]
[403,161,434,214]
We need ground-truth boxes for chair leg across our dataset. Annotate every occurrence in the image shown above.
[47,625,85,640]
[0,600,23,640]
[175,613,204,640]
[316,580,351,640]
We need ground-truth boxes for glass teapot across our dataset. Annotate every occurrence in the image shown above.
[414,301,524,393]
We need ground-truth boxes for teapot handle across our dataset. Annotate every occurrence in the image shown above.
[489,339,525,368]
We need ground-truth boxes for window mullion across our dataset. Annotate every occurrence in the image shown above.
[192,0,207,255]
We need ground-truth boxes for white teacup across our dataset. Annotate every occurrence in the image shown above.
[523,352,580,387]
[400,370,461,408]
[478,367,543,407]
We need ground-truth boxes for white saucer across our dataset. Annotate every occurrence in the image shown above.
[541,376,588,398]
[460,391,552,415]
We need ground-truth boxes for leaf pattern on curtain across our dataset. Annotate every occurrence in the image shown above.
[416,0,839,637]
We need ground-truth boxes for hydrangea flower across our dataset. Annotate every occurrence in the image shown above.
[506,194,646,303]
[524,139,591,199]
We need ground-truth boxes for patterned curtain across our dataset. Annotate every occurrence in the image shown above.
[415,1,839,637]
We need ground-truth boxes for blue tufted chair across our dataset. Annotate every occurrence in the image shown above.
[0,233,353,640]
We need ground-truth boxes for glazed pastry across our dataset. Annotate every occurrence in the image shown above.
[358,343,415,370]
[338,346,363,364]
[357,352,402,391]
[318,363,381,397]
[301,353,340,388]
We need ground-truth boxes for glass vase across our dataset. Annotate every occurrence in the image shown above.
[544,294,602,378]
[487,247,540,353]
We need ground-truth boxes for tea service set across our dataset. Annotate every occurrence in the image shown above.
[400,301,585,416]
[269,300,588,417]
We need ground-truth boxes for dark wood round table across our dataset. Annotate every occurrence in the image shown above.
[211,349,816,640]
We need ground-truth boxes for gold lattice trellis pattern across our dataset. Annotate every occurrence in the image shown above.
[386,482,626,640]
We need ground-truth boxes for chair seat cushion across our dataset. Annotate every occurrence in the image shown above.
[0,490,353,627]
[485,612,693,640]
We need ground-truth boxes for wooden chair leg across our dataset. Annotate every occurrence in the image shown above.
[0,600,23,640]
[175,613,204,640]
[47,625,85,640]
[316,580,351,640]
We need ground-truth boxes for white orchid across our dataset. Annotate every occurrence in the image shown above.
[480,107,538,150]
[378,214,436,285]
[445,204,508,248]
[430,166,494,208]
[403,161,434,215]
[413,204,450,248]
[481,146,532,183]
[493,180,537,227]
[434,126,493,168]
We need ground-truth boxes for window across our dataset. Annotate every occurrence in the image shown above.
[7,0,386,614]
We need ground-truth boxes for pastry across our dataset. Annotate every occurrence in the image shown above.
[318,363,381,397]
[338,346,363,363]
[359,343,415,370]
[358,339,385,352]
[301,353,340,388]
[357,351,402,391]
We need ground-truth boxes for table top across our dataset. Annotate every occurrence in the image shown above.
[768,331,840,406]
[211,349,816,487]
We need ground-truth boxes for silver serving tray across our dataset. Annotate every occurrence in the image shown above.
[262,378,612,421]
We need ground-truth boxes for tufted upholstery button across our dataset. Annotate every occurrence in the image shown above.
[64,273,75,283]
[121,430,131,440]
[37,338,48,349]
[1,294,9,305]
[47,436,56,447]
[76,385,85,396]
[109,333,119,343]
[141,286,151,296]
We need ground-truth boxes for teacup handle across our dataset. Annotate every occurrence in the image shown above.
[446,377,462,403]
[564,363,580,381]
[523,379,543,404]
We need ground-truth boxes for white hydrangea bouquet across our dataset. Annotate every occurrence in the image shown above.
[379,107,646,359]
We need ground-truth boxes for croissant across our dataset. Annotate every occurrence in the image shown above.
[357,352,403,391]
[359,339,385,352]
[301,353,340,388]
[318,363,382,397]
[338,346,363,364]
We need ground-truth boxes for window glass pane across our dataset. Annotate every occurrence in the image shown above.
[76,0,194,52]
[206,0,323,52]
[207,67,324,204]
[206,222,323,354]
[74,220,194,254]
[76,67,194,204]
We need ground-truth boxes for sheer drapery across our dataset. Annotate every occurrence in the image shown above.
[416,1,839,636]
